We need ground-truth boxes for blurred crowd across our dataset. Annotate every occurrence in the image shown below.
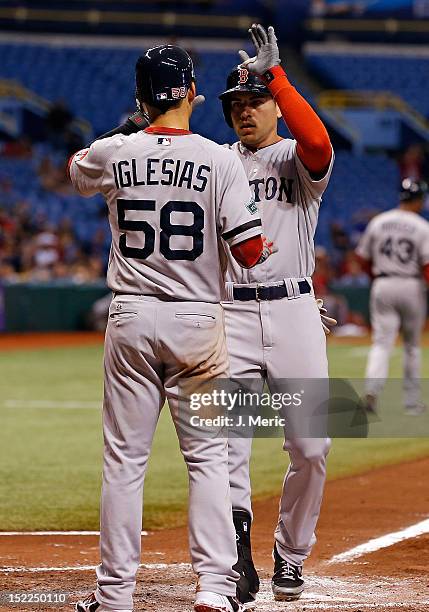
[0,100,110,284]
[0,203,106,283]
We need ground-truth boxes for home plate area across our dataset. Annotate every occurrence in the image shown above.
[1,458,429,611]
[1,562,429,611]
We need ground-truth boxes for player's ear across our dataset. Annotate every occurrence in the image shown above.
[188,82,196,105]
[275,102,282,119]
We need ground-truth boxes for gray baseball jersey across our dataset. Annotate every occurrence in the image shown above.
[224,139,334,284]
[357,208,429,410]
[356,208,429,277]
[69,128,264,609]
[223,137,334,568]
[69,130,262,301]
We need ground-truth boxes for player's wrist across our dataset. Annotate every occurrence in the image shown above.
[261,65,292,97]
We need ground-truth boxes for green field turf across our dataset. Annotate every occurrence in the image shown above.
[0,340,428,530]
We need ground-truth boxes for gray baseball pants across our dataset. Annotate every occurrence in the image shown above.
[95,294,238,611]
[223,288,330,567]
[365,277,427,407]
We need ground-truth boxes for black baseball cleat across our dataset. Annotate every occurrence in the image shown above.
[233,510,259,609]
[75,592,132,612]
[75,592,99,612]
[271,544,304,601]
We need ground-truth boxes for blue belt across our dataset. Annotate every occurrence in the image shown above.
[233,280,311,302]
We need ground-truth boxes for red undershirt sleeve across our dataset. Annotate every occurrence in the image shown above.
[262,65,332,175]
[231,235,264,269]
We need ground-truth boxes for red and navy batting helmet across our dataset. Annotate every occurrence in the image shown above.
[219,67,271,127]
[136,45,195,112]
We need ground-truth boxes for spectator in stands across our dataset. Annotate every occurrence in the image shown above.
[72,254,104,284]
[313,246,351,328]
[1,137,33,159]
[399,143,427,182]
[32,228,60,269]
[45,100,73,145]
[45,99,83,154]
[38,155,73,194]
[310,0,365,17]
[337,251,370,287]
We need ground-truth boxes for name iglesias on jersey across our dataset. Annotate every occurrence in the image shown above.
[112,157,211,192]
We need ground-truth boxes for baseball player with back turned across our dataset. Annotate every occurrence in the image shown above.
[218,24,335,608]
[70,45,276,612]
[357,178,429,416]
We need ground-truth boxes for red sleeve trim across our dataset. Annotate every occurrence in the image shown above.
[231,235,264,268]
[67,152,76,178]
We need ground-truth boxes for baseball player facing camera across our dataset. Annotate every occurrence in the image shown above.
[357,178,429,417]
[70,44,275,612]
[218,24,335,608]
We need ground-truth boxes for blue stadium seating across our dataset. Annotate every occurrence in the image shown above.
[306,51,429,118]
[317,150,400,246]
[0,43,247,141]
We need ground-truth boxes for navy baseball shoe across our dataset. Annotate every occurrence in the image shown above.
[271,544,304,601]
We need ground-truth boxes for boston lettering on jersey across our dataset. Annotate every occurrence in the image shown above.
[249,176,294,203]
[112,158,211,192]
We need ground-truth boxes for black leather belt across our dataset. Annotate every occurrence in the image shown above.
[233,280,311,302]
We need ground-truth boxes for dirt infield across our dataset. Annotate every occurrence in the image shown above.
[1,456,428,611]
[0,332,104,351]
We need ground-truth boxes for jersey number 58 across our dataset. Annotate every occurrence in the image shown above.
[117,199,204,261]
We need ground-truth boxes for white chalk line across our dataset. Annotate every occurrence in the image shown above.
[328,517,429,563]
[0,531,148,536]
[0,563,191,574]
[2,400,101,410]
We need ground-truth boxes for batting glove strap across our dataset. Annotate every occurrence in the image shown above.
[261,65,294,98]
[127,110,150,130]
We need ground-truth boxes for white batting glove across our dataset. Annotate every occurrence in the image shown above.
[192,94,205,109]
[256,235,278,264]
[238,24,281,76]
[316,298,338,335]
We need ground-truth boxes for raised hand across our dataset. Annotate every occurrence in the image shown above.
[238,24,280,76]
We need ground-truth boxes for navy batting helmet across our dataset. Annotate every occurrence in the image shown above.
[136,45,195,112]
[219,67,271,127]
[400,178,428,202]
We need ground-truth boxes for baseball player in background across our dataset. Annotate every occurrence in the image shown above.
[69,45,275,612]
[218,24,335,608]
[356,178,429,416]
